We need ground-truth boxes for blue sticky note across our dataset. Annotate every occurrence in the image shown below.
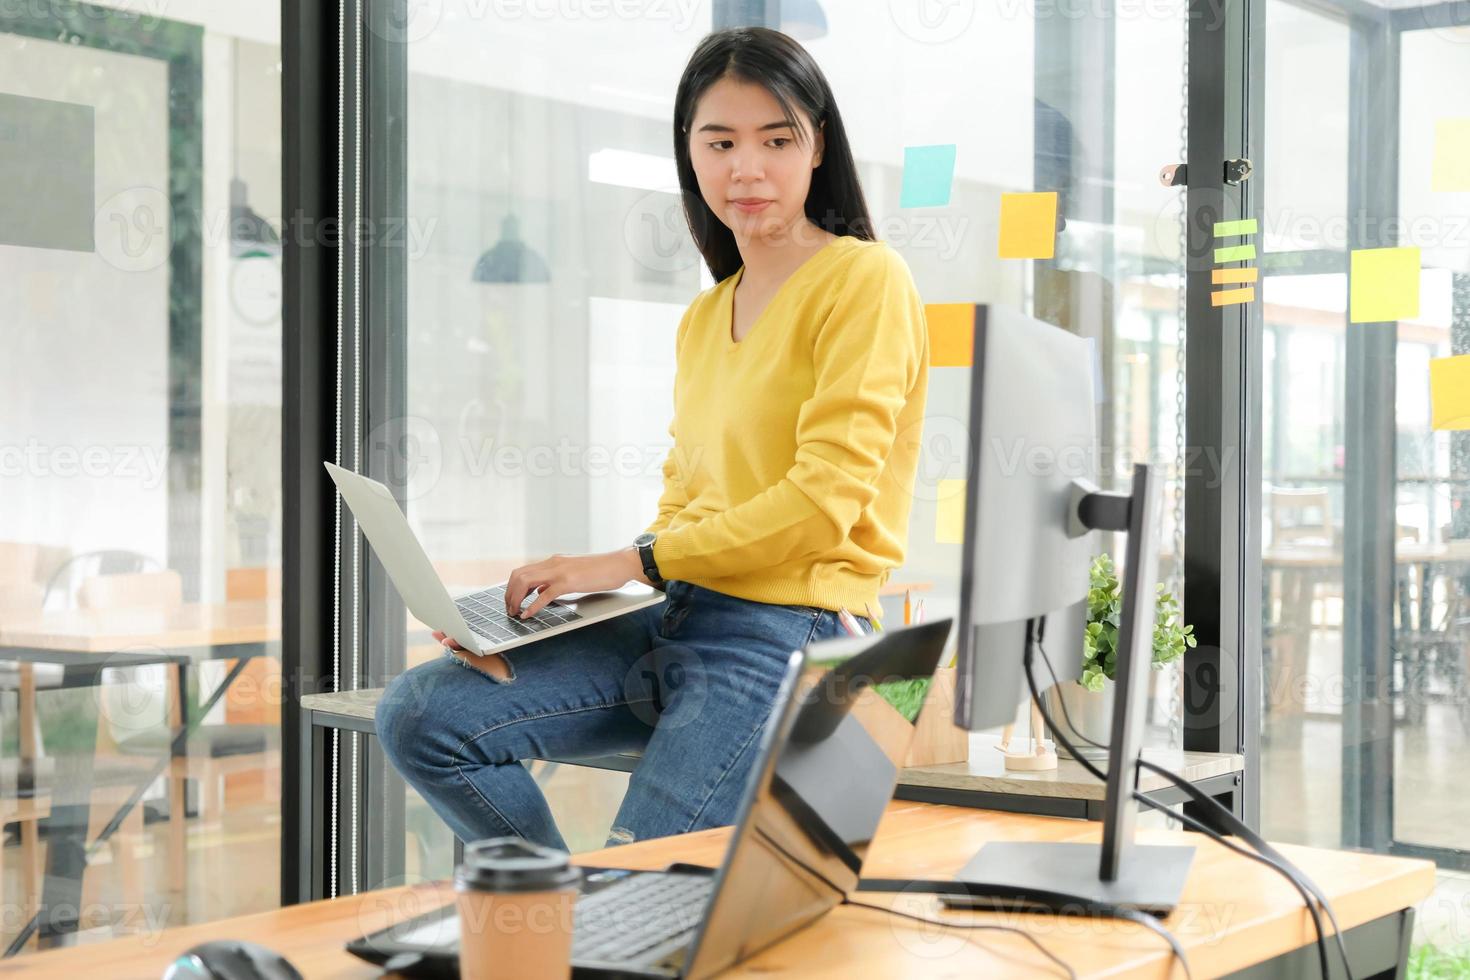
[900,144,957,208]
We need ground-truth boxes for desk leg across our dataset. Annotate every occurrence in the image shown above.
[167,662,188,898]
[34,733,96,947]
[14,663,43,933]
[1268,568,1312,749]
[298,711,325,902]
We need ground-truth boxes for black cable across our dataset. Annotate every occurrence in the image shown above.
[1034,637,1346,980]
[1031,639,1351,980]
[752,802,1082,978]
[858,637,1193,980]
[1133,762,1353,980]
[1016,639,1195,979]
[1032,638,1350,978]
[1131,791,1342,979]
[839,897,1077,979]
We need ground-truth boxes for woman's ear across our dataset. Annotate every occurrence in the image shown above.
[813,120,825,167]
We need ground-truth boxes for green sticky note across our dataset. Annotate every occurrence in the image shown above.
[1214,244,1256,263]
[1350,247,1421,323]
[1213,218,1258,237]
[900,144,957,208]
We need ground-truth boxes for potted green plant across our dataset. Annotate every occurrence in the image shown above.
[1045,553,1196,759]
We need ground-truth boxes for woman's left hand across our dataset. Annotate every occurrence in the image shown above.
[505,548,647,619]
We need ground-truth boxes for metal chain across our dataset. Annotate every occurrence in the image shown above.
[1169,3,1190,753]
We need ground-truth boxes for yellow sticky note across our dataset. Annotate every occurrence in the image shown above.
[1432,119,1470,193]
[936,479,966,544]
[1211,287,1255,307]
[998,191,1058,259]
[1430,355,1470,430]
[926,303,974,367]
[1349,247,1421,323]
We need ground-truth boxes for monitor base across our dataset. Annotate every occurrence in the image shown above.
[939,841,1195,917]
[858,840,1187,916]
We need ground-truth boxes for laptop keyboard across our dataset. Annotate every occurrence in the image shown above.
[572,873,713,964]
[454,584,582,645]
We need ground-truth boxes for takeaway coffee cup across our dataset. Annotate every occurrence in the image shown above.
[455,837,582,980]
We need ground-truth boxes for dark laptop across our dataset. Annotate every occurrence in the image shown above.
[346,617,954,979]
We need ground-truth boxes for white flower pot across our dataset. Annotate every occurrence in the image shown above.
[1044,680,1115,761]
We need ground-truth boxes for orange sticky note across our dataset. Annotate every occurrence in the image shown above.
[1212,267,1258,285]
[1430,355,1470,430]
[1350,247,1421,323]
[1432,118,1470,193]
[936,479,966,544]
[998,191,1058,259]
[926,303,974,367]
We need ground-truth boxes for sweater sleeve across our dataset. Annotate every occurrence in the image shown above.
[643,415,688,536]
[643,304,694,536]
[652,245,924,581]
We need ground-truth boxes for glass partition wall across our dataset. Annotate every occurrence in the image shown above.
[332,0,1197,893]
[1,0,284,956]
[1255,0,1470,954]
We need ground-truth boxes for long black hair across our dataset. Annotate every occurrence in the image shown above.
[673,27,875,283]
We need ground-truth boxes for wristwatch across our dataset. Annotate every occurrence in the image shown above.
[632,532,666,591]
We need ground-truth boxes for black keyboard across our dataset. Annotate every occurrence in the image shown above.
[453,584,582,645]
[572,872,712,965]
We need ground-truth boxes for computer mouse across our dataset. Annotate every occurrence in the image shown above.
[163,939,304,980]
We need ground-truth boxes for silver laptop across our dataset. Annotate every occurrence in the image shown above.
[323,462,664,657]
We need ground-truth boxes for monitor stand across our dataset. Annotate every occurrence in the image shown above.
[860,465,1196,918]
[942,841,1195,916]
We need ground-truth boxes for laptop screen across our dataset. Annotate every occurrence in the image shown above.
[679,618,952,979]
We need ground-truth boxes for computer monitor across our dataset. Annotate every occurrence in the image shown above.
[953,305,1095,732]
[947,305,1194,913]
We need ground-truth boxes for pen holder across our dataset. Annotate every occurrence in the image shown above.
[903,668,969,768]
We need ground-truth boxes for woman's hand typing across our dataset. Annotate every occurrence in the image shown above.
[504,548,649,620]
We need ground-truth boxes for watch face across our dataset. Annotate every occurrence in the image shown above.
[634,532,656,547]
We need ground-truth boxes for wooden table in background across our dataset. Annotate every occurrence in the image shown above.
[1263,541,1470,741]
[0,800,1432,979]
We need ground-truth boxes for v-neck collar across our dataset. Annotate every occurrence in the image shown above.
[724,236,853,350]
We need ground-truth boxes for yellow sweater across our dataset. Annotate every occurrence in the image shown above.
[644,235,930,615]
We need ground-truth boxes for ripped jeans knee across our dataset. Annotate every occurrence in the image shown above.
[605,825,637,848]
[446,647,517,684]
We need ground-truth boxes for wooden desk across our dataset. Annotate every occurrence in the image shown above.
[1262,542,1470,739]
[897,746,1244,819]
[0,801,1432,979]
[0,601,283,935]
[0,600,281,653]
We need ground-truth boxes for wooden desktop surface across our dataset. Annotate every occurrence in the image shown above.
[0,600,282,653]
[0,800,1433,979]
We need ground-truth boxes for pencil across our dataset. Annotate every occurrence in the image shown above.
[837,608,864,637]
[904,589,912,626]
[864,602,884,632]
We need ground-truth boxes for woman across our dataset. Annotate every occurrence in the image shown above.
[377,26,930,853]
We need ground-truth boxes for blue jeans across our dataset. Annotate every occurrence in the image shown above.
[376,579,872,852]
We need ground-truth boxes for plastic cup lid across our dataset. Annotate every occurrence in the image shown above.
[454,837,582,893]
